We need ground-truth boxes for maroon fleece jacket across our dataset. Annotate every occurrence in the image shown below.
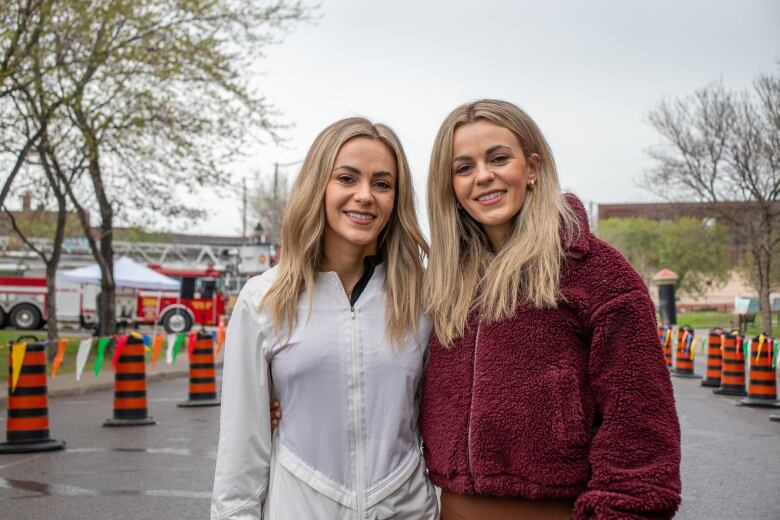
[419,195,681,519]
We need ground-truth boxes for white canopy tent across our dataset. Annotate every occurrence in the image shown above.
[57,256,180,291]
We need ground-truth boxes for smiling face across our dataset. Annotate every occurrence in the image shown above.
[323,136,397,256]
[451,119,539,249]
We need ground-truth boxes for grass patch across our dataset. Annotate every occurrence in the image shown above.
[673,311,772,337]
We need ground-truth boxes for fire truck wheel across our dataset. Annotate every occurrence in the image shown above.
[0,307,5,328]
[10,304,42,330]
[162,309,193,334]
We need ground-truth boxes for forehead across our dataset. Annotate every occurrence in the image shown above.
[452,119,520,155]
[334,137,397,173]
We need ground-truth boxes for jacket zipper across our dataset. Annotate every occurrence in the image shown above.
[466,322,480,480]
[351,306,365,519]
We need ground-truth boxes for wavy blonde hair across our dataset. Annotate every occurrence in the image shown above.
[425,99,580,346]
[262,117,428,344]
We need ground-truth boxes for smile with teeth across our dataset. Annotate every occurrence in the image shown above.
[345,211,375,223]
[476,191,506,202]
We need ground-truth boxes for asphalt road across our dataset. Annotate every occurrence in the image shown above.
[0,354,778,519]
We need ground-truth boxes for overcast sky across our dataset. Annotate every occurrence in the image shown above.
[189,0,779,237]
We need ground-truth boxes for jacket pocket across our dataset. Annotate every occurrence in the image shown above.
[543,367,589,451]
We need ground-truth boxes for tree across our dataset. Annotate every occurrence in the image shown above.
[644,67,780,333]
[1,0,313,334]
[597,217,731,297]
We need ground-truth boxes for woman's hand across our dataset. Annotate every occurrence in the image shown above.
[270,399,282,431]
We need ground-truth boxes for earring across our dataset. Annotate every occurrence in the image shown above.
[527,180,536,190]
[456,202,462,209]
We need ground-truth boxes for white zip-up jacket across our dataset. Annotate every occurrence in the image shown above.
[211,265,439,519]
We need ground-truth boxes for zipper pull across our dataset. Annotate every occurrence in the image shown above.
[350,307,355,319]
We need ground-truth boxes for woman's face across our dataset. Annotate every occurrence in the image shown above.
[324,137,397,253]
[451,119,538,248]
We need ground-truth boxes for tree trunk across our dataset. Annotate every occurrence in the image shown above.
[98,218,115,336]
[756,243,773,337]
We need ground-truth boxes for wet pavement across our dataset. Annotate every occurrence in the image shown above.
[0,342,778,519]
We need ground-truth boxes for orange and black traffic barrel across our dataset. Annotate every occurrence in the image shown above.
[103,335,156,426]
[701,327,724,387]
[672,326,700,379]
[713,330,747,397]
[659,325,673,369]
[737,334,780,408]
[0,339,65,453]
[178,331,220,407]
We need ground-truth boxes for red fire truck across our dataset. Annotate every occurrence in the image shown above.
[138,264,226,333]
[0,265,226,333]
[0,277,49,329]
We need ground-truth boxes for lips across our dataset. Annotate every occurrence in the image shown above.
[344,210,375,224]
[475,190,506,205]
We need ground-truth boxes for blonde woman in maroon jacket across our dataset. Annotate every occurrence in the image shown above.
[420,99,681,519]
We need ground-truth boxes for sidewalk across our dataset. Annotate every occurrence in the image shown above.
[1,347,224,405]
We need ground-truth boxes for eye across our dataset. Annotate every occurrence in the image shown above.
[490,154,509,164]
[373,180,393,191]
[453,163,472,175]
[336,174,355,184]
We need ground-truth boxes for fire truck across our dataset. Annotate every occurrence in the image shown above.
[0,276,49,329]
[137,264,226,333]
[0,265,226,333]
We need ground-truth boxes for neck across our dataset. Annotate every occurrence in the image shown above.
[321,230,377,289]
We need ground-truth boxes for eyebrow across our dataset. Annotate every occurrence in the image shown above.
[452,144,513,163]
[333,165,395,178]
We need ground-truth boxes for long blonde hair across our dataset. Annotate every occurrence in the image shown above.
[425,99,579,346]
[262,117,428,344]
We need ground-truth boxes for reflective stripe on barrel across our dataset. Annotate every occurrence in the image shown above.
[717,332,746,392]
[112,338,150,420]
[675,326,695,374]
[702,328,724,385]
[746,337,778,400]
[6,342,50,442]
[188,334,217,401]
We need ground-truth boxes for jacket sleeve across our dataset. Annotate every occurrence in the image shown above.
[574,288,681,520]
[211,284,273,520]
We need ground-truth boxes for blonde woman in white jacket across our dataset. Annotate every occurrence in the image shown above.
[211,118,439,519]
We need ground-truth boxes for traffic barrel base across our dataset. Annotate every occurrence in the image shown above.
[713,331,747,397]
[736,334,780,408]
[103,335,156,427]
[701,328,723,387]
[1,340,65,454]
[178,332,220,408]
[671,326,701,379]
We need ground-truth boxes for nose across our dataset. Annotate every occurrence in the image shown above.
[353,179,373,205]
[474,161,495,184]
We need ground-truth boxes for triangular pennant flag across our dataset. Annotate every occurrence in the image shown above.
[743,337,750,360]
[51,338,68,377]
[773,339,779,370]
[112,334,129,370]
[75,338,93,381]
[94,337,111,376]
[187,332,197,359]
[172,333,185,363]
[141,334,151,346]
[10,342,28,393]
[166,334,177,365]
[151,334,163,366]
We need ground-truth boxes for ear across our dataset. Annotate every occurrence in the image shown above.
[527,153,541,183]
